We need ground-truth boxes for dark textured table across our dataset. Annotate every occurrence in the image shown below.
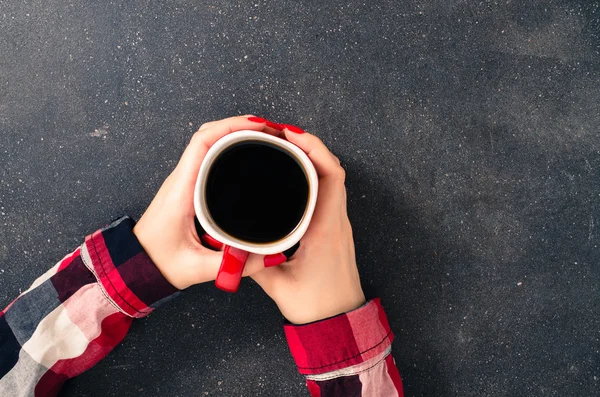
[1,1,599,396]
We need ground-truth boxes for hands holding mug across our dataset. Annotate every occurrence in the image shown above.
[193,128,319,293]
[134,116,366,324]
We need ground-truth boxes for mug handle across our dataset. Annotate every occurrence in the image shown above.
[215,246,250,293]
[200,233,224,251]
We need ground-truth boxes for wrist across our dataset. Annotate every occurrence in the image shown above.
[132,223,184,290]
[287,290,366,325]
[85,216,179,317]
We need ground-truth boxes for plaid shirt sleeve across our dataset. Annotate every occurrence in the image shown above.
[0,216,178,396]
[284,299,404,397]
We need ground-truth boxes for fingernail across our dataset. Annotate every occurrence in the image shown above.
[247,116,267,123]
[248,116,284,131]
[264,253,287,267]
[201,234,224,250]
[281,124,305,134]
[265,120,284,131]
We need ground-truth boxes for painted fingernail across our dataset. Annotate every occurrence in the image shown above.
[265,120,284,131]
[248,116,284,131]
[264,253,287,267]
[281,124,305,134]
[201,234,224,250]
[247,116,267,123]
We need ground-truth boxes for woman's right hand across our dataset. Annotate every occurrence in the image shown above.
[251,128,366,325]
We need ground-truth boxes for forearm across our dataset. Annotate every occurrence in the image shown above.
[0,217,177,396]
[285,299,404,397]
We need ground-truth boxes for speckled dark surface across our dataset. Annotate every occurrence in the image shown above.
[1,1,599,396]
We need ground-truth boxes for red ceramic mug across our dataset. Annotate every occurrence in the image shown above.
[194,130,318,292]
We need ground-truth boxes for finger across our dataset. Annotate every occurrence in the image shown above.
[187,116,285,163]
[246,116,287,137]
[282,129,345,180]
[282,129,349,238]
[196,116,267,148]
[193,249,279,282]
[331,153,341,166]
[250,265,288,295]
[198,120,217,131]
[188,246,260,285]
[186,248,224,284]
[175,116,270,187]
[304,177,346,235]
[241,253,268,277]
[264,253,287,268]
[263,125,285,137]
[198,115,256,131]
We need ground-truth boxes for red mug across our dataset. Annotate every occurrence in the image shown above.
[194,130,318,292]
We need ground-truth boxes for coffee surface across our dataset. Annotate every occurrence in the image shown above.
[205,141,309,243]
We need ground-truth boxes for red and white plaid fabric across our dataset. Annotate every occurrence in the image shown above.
[0,216,403,396]
[285,299,403,396]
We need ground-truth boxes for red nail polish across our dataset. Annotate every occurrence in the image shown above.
[264,253,287,267]
[247,116,267,123]
[265,120,284,131]
[248,116,284,131]
[281,124,305,134]
[201,234,224,250]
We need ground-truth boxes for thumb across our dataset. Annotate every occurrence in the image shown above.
[242,253,270,277]
[250,265,288,296]
[186,249,224,285]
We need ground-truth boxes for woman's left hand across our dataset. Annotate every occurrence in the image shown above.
[133,115,279,290]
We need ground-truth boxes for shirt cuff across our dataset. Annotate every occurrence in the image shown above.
[284,298,394,375]
[80,216,179,318]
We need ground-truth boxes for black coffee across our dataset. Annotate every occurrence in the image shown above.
[205,140,309,243]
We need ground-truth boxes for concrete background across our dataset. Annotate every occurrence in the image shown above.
[1,1,599,396]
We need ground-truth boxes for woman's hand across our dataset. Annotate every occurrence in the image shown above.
[133,116,275,290]
[252,129,366,324]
